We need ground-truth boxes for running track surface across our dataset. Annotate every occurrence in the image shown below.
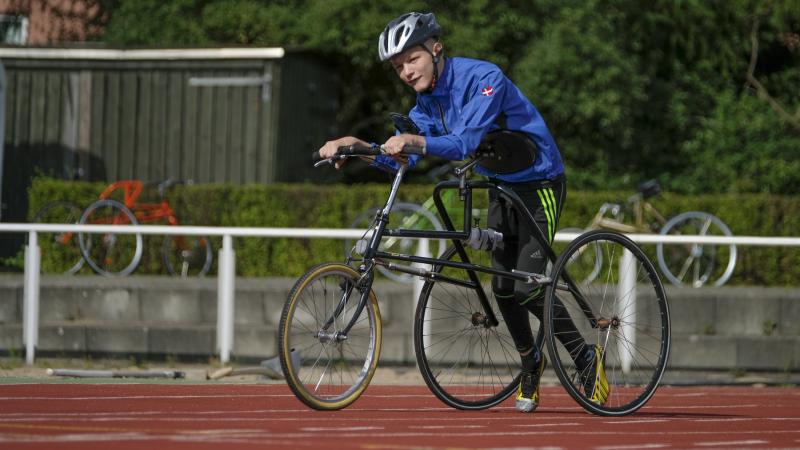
[1,384,798,449]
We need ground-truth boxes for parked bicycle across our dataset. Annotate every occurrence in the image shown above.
[561,179,736,288]
[278,142,670,416]
[345,193,472,283]
[33,180,212,277]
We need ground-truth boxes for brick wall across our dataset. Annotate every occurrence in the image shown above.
[0,0,100,44]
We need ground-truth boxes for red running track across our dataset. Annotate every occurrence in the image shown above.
[0,383,798,449]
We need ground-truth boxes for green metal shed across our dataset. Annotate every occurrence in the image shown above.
[0,47,339,259]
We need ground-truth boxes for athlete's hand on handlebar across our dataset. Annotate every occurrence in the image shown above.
[314,135,426,168]
[382,133,426,157]
[318,136,372,169]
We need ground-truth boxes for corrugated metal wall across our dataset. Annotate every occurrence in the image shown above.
[2,57,284,184]
[0,49,339,259]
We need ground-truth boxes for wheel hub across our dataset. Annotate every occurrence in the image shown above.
[471,312,486,326]
[316,330,347,343]
[596,316,620,330]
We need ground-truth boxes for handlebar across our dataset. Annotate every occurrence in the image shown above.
[312,144,426,166]
[149,179,194,198]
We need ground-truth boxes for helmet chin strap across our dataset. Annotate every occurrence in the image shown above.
[421,42,443,93]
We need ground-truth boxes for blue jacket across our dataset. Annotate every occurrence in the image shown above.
[375,57,564,182]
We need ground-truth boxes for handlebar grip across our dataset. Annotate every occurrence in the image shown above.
[312,143,425,164]
[401,145,426,155]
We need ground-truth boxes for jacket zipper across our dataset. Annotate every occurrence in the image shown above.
[435,99,449,134]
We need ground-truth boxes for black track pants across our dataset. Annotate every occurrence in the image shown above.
[488,180,584,358]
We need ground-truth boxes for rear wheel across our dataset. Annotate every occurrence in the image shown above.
[32,201,85,275]
[558,227,602,283]
[414,245,535,410]
[657,211,736,287]
[545,230,670,416]
[78,199,143,276]
[162,235,213,276]
[279,263,381,410]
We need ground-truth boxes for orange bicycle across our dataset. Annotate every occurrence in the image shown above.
[76,180,213,277]
[32,180,212,277]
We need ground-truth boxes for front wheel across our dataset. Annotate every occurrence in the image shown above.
[162,235,213,276]
[32,201,85,275]
[414,245,531,410]
[78,199,143,276]
[279,263,382,410]
[545,230,670,416]
[657,211,737,287]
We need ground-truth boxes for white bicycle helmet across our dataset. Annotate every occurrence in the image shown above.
[378,12,442,61]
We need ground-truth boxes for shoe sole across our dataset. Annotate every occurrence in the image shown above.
[515,398,536,413]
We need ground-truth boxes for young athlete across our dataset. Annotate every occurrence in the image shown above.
[318,11,609,412]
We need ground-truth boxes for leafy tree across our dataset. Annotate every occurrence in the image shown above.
[89,0,799,193]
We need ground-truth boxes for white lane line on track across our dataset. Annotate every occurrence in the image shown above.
[692,418,752,423]
[595,444,669,449]
[410,425,486,429]
[2,410,779,422]
[694,440,769,447]
[1,429,798,444]
[511,422,580,428]
[0,394,298,401]
[3,412,797,422]
[602,419,669,424]
[0,415,585,423]
[4,415,797,425]
[669,391,800,398]
[300,426,383,432]
[645,404,760,409]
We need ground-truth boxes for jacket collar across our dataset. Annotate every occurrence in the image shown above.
[421,57,451,98]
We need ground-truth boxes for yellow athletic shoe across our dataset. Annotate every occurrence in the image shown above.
[515,353,546,413]
[582,345,610,405]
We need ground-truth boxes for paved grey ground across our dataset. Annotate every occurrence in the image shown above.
[1,357,798,386]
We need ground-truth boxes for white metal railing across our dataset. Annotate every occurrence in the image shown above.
[2,222,800,365]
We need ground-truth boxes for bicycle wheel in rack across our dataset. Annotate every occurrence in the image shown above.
[78,199,143,276]
[162,235,213,276]
[31,201,85,275]
[414,245,536,410]
[279,263,382,410]
[656,211,737,287]
[345,202,444,283]
[545,230,670,416]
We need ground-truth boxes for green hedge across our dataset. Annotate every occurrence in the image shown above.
[26,177,800,285]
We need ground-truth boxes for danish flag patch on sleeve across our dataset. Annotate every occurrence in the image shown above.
[481,86,494,96]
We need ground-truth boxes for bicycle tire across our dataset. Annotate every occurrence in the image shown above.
[545,230,670,416]
[162,235,213,277]
[558,227,602,284]
[78,199,143,277]
[414,245,536,410]
[345,202,444,283]
[31,201,85,275]
[279,262,382,410]
[656,211,737,287]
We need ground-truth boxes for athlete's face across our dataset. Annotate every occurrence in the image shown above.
[390,41,441,93]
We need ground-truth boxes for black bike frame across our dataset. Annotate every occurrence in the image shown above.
[335,161,597,336]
